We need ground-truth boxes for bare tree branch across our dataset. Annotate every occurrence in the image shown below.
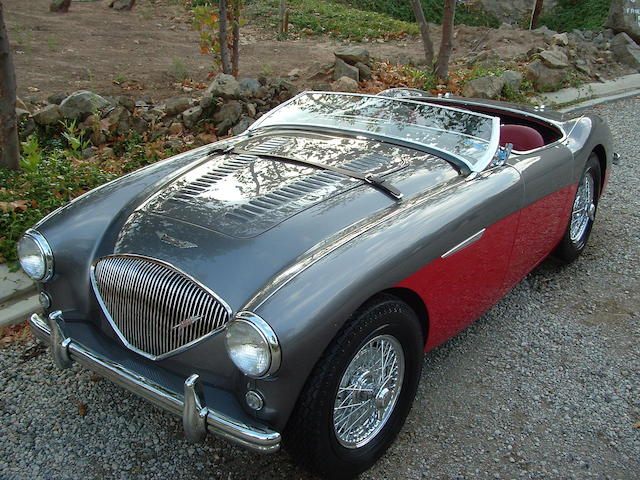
[410,0,434,68]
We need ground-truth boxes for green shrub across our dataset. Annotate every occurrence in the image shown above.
[539,0,610,32]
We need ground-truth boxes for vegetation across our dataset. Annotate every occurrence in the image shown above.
[0,124,183,264]
[340,0,500,27]
[539,0,610,32]
[246,0,418,40]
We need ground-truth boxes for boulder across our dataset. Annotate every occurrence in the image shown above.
[245,103,257,118]
[605,0,640,44]
[539,49,569,69]
[213,101,242,135]
[355,62,372,81]
[238,78,261,96]
[501,70,523,91]
[206,73,241,99]
[163,96,192,116]
[130,116,149,135]
[334,58,359,82]
[611,32,640,70]
[105,106,132,135]
[16,108,35,139]
[462,75,505,99]
[109,0,135,11]
[525,59,566,91]
[60,91,110,121]
[182,106,203,129]
[33,105,63,126]
[334,46,370,66]
[331,76,359,93]
[47,92,68,105]
[552,33,570,46]
[231,115,255,135]
[117,96,136,113]
[168,122,184,136]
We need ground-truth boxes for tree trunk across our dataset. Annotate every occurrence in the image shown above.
[0,2,19,170]
[410,0,434,67]
[278,0,286,35]
[218,0,231,75]
[435,0,456,80]
[231,0,240,77]
[530,0,544,29]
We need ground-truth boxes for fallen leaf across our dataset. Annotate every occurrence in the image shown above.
[76,401,88,416]
[89,375,102,382]
[634,422,640,429]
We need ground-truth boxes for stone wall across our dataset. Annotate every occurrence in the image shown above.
[473,0,558,24]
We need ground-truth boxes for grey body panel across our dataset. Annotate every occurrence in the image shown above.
[34,99,613,434]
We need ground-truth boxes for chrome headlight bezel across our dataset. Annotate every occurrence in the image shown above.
[17,229,54,282]
[225,311,281,379]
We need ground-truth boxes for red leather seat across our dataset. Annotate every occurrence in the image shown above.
[500,124,545,151]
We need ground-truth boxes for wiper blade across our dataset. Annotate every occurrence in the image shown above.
[214,146,403,202]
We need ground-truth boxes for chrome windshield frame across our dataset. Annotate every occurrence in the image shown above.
[247,91,501,174]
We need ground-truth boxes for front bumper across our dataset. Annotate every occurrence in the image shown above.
[29,311,281,453]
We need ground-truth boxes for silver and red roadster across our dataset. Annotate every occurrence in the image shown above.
[19,90,615,478]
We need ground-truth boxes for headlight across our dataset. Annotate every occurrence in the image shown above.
[17,229,54,281]
[225,311,281,378]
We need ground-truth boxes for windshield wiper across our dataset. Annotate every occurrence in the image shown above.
[213,146,403,202]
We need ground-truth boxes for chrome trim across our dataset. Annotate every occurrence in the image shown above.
[20,229,54,282]
[39,291,52,310]
[29,312,281,453]
[227,311,282,378]
[441,229,486,259]
[90,254,232,361]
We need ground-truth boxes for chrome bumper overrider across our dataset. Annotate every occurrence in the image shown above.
[29,311,281,453]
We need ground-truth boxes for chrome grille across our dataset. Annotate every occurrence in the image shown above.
[92,255,231,360]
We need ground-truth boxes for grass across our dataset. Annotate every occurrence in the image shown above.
[539,0,610,32]
[341,0,500,27]
[246,0,418,41]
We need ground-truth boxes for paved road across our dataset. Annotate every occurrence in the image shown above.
[1,98,638,480]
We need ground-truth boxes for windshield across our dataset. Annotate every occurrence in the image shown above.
[248,92,500,173]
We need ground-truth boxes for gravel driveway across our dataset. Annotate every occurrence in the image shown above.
[1,97,638,480]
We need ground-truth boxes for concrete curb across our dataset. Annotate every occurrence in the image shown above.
[538,73,640,110]
[0,264,38,329]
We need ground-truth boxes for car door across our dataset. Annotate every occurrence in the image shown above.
[502,145,574,289]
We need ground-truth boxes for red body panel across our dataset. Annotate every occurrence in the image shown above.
[397,184,577,352]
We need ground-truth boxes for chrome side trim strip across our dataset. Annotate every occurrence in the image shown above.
[441,229,486,259]
[30,312,281,453]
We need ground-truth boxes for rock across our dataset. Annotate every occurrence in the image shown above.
[47,92,68,105]
[163,97,192,116]
[305,61,333,81]
[231,115,254,135]
[129,116,149,135]
[49,0,70,13]
[462,75,505,99]
[60,91,110,121]
[33,105,63,126]
[105,106,131,135]
[287,68,302,79]
[206,73,241,99]
[213,101,242,135]
[245,103,257,118]
[533,25,556,38]
[163,138,183,150]
[311,82,333,91]
[168,122,184,136]
[16,108,35,139]
[182,106,202,129]
[574,59,593,76]
[117,96,136,113]
[109,0,135,11]
[605,0,640,44]
[525,59,566,91]
[611,32,640,70]
[334,46,370,66]
[334,58,359,82]
[539,49,570,69]
[197,132,218,145]
[331,76,359,93]
[355,62,372,81]
[15,98,30,112]
[553,33,570,46]
[238,78,261,96]
[81,147,94,159]
[501,70,523,90]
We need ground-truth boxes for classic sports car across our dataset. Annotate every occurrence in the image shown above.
[21,90,615,478]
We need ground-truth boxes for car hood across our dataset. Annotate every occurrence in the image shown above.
[112,132,458,310]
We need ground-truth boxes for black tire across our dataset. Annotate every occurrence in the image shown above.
[553,153,601,264]
[284,294,423,479]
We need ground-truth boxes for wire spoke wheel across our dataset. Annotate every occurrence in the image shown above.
[569,171,595,244]
[333,334,405,448]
